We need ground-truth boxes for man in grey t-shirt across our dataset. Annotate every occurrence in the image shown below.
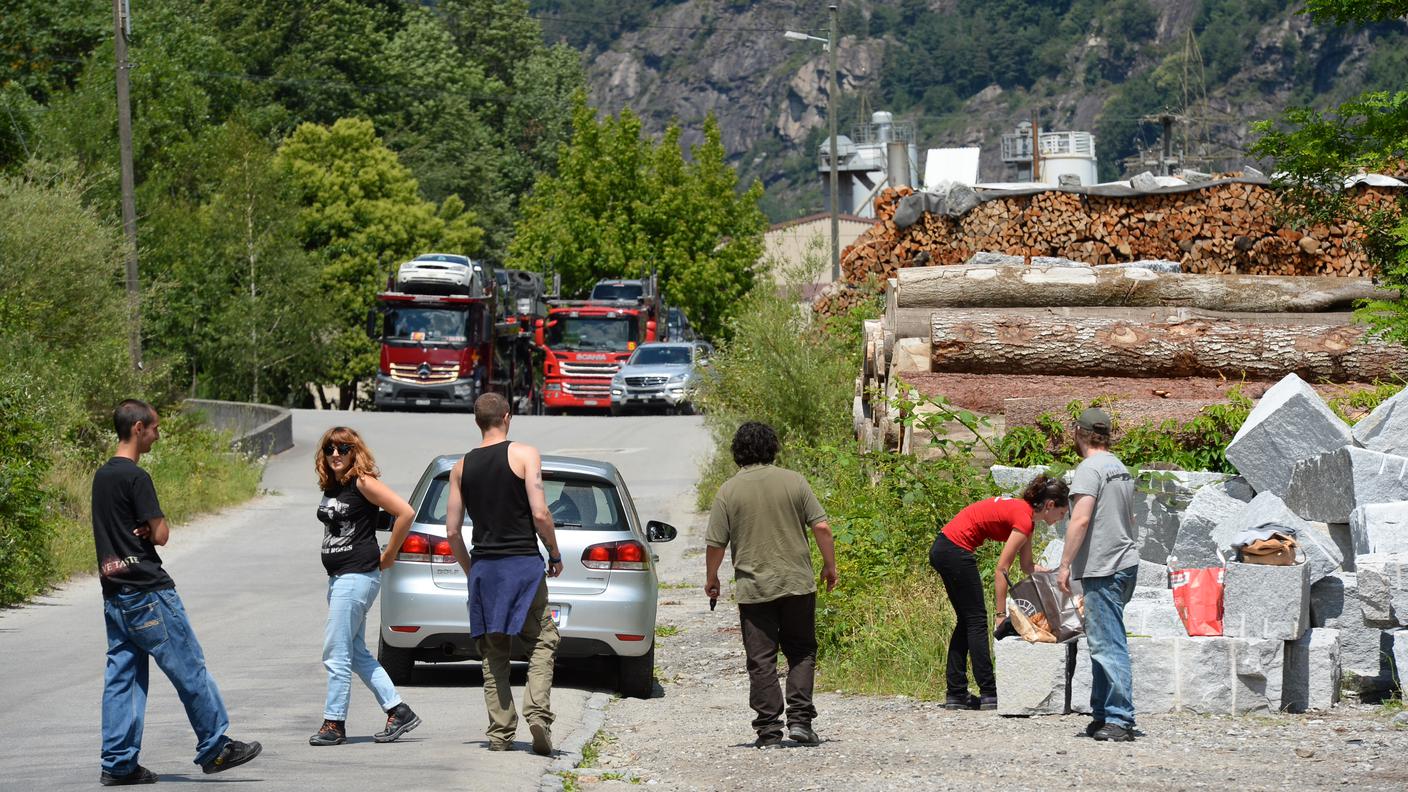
[1058,408,1138,743]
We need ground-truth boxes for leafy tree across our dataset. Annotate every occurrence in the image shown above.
[1251,2,1408,347]
[507,97,766,340]
[278,117,483,403]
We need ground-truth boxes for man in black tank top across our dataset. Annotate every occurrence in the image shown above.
[445,393,562,755]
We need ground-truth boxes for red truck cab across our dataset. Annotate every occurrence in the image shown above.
[536,300,659,412]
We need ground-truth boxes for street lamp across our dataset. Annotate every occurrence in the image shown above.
[784,4,840,284]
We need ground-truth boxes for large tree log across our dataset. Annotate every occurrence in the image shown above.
[928,309,1408,382]
[889,305,1354,342]
[897,265,1392,312]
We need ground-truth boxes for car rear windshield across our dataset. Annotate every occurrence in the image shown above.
[415,473,627,531]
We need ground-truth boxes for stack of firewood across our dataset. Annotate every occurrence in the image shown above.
[839,181,1400,285]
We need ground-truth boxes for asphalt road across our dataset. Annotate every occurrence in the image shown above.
[0,410,712,791]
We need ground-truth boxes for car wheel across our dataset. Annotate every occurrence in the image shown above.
[680,402,696,416]
[610,405,624,417]
[378,637,415,685]
[617,644,655,698]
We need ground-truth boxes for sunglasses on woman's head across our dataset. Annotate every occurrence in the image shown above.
[323,443,353,456]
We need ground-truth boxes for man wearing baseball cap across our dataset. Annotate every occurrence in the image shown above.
[1058,407,1138,743]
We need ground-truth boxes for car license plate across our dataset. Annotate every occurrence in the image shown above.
[549,604,565,626]
[583,399,599,406]
[415,398,430,406]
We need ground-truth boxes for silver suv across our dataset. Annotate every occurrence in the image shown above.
[376,454,677,698]
[609,341,712,416]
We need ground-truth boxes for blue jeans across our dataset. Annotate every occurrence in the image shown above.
[323,570,401,720]
[1082,566,1138,729]
[102,588,230,775]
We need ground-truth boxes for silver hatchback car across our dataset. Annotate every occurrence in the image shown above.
[376,454,677,698]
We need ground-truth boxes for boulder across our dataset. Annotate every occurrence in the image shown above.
[1224,476,1257,502]
[1352,388,1408,456]
[1282,628,1341,712]
[994,638,1072,716]
[1123,590,1185,637]
[1223,560,1310,640]
[1137,560,1169,589]
[1071,636,1285,715]
[1225,373,1355,497]
[1284,447,1408,523]
[1171,482,1249,567]
[1394,630,1408,689]
[989,464,1049,494]
[1355,553,1408,626]
[1070,636,1180,715]
[1309,521,1356,572]
[1136,471,1227,564]
[1228,492,1343,584]
[1309,572,1397,695]
[1349,502,1408,555]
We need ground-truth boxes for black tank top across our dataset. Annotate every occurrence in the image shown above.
[460,441,540,558]
[317,477,382,576]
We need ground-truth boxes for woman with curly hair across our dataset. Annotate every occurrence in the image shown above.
[929,474,1070,711]
[309,426,420,746]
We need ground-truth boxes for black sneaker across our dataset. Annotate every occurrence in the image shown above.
[309,719,346,746]
[942,693,978,710]
[99,765,158,786]
[754,732,783,748]
[1083,719,1106,738]
[787,724,821,746]
[529,722,553,756]
[978,695,999,711]
[373,703,421,743]
[1092,723,1135,742]
[201,739,262,774]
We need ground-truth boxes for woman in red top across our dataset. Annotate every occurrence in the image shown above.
[928,474,1070,710]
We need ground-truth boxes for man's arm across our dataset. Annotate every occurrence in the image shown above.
[705,545,726,599]
[445,460,473,576]
[810,520,838,593]
[136,517,170,546]
[519,445,562,578]
[1058,495,1095,595]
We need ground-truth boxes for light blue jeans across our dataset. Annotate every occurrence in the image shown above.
[102,588,230,774]
[1082,565,1138,729]
[323,571,401,720]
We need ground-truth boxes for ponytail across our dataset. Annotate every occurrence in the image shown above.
[1021,474,1069,510]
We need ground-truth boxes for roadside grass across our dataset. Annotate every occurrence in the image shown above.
[816,574,955,697]
[39,413,265,587]
[655,624,681,638]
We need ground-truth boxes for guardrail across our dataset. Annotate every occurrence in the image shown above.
[183,399,293,457]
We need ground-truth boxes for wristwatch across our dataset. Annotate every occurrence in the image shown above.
[548,553,562,564]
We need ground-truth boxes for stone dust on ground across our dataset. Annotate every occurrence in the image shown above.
[565,512,1408,791]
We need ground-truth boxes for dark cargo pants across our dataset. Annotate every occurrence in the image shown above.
[738,592,817,738]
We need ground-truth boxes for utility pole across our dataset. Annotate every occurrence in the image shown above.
[1030,109,1041,183]
[1160,113,1175,176]
[827,4,840,284]
[113,0,142,371]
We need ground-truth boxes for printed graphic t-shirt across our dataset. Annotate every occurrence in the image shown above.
[1068,451,1138,579]
[941,497,1035,552]
[706,465,827,605]
[91,457,175,599]
[318,477,382,576]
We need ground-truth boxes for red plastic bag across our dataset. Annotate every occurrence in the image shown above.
[1170,566,1224,636]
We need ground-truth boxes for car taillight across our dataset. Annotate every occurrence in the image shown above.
[580,540,649,571]
[398,532,430,562]
[432,538,456,564]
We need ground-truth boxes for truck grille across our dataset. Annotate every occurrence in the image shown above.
[563,382,612,397]
[560,362,619,377]
[625,376,668,387]
[389,362,460,384]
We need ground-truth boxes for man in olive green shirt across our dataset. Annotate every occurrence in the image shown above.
[705,422,837,748]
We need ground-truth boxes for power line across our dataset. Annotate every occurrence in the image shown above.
[532,13,812,34]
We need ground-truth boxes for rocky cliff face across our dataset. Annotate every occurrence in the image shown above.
[561,1,1404,219]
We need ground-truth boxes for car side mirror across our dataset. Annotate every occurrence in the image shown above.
[646,520,677,543]
[375,510,394,532]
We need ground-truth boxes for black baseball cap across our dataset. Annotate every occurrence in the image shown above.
[1075,407,1112,434]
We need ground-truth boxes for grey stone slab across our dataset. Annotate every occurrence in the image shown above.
[1310,571,1397,693]
[1135,471,1227,564]
[1171,482,1248,567]
[1137,560,1169,589]
[1352,387,1408,456]
[1224,476,1257,502]
[1229,492,1343,584]
[1356,553,1408,626]
[1225,373,1355,497]
[1283,628,1341,713]
[1223,560,1310,640]
[1070,636,1179,715]
[1310,521,1356,572]
[1349,502,1408,555]
[1285,447,1408,523]
[1123,590,1185,637]
[1179,637,1285,715]
[994,638,1071,716]
[989,464,1049,494]
[1394,630,1408,690]
[1038,537,1065,569]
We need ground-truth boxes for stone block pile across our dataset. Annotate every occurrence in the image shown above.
[992,376,1408,716]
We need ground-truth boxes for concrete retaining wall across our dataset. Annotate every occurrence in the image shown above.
[183,399,293,457]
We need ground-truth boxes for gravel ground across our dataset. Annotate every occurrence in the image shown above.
[566,514,1408,791]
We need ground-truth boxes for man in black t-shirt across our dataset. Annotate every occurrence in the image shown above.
[93,400,262,786]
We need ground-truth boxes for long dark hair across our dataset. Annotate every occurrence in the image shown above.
[1021,474,1069,509]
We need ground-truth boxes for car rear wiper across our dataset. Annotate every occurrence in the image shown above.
[554,521,584,528]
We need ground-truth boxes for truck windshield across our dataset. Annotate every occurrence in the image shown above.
[630,346,691,365]
[590,283,644,301]
[545,315,637,351]
[384,306,468,345]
